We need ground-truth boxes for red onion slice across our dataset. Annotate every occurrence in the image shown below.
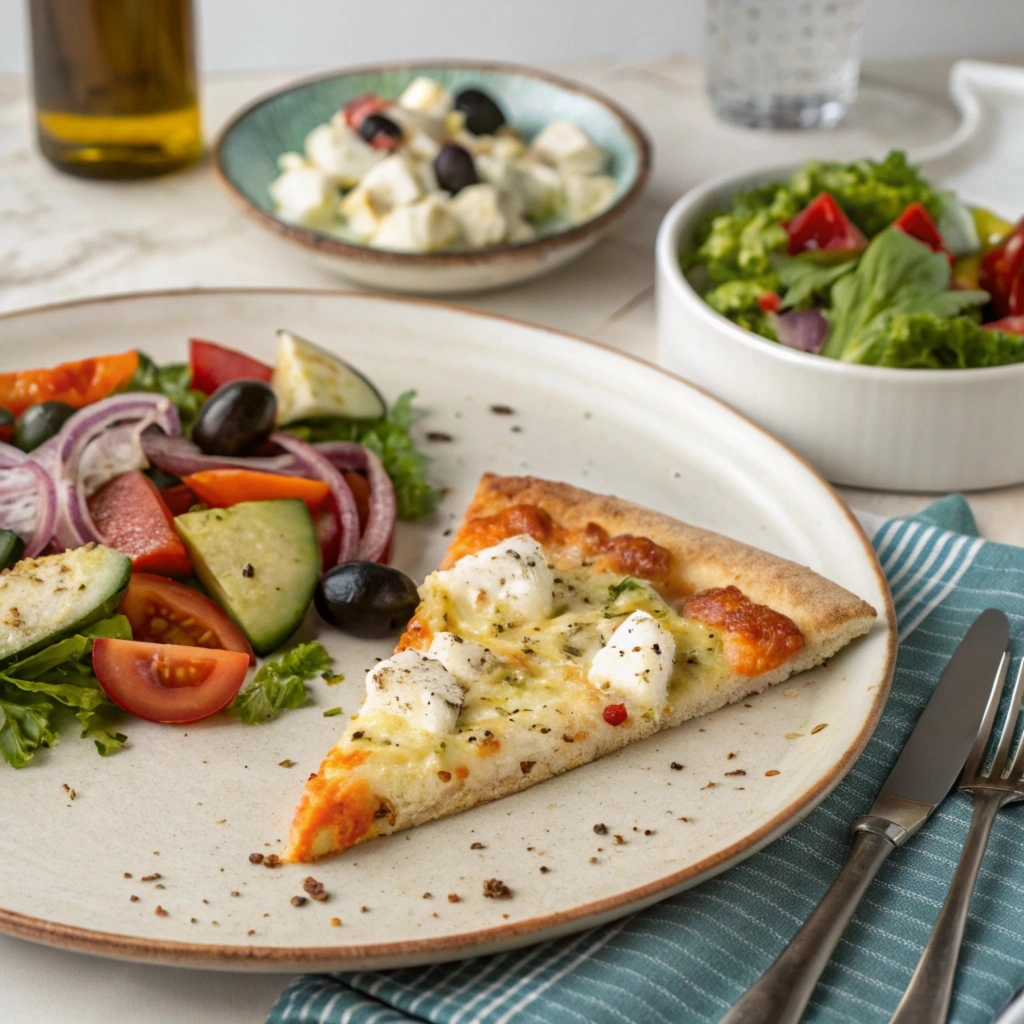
[33,394,182,550]
[270,432,360,563]
[0,443,57,558]
[142,430,301,479]
[770,309,830,355]
[315,442,396,563]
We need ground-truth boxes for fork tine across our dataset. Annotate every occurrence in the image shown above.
[962,650,1010,780]
[994,658,1024,778]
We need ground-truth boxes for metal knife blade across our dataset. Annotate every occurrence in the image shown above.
[719,609,1011,1024]
[866,608,1010,842]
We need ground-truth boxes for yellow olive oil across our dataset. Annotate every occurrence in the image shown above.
[28,0,202,179]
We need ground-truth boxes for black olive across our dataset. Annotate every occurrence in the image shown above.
[434,143,478,195]
[455,88,506,136]
[359,113,402,147]
[13,401,76,452]
[191,379,277,457]
[315,561,420,638]
[0,407,13,435]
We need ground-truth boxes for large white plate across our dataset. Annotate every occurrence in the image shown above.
[0,290,895,972]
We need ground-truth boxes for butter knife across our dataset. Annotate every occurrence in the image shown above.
[720,608,1010,1024]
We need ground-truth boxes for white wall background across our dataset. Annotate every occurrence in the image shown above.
[0,0,1022,75]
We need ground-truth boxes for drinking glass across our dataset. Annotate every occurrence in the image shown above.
[705,0,865,130]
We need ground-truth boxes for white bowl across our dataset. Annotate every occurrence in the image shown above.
[655,165,1024,492]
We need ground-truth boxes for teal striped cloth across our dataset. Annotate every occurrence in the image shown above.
[268,495,1024,1024]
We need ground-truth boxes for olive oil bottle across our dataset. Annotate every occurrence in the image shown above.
[28,0,202,179]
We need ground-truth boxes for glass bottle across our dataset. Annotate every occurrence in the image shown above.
[28,0,202,179]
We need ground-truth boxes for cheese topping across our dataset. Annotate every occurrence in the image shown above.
[588,610,676,714]
[363,649,464,735]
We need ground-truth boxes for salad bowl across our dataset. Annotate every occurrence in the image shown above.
[655,163,1024,493]
[214,61,650,295]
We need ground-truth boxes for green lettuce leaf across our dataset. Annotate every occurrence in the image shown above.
[787,150,941,237]
[0,615,130,767]
[772,254,859,309]
[0,692,58,769]
[124,351,206,433]
[848,313,1024,368]
[284,391,442,520]
[823,229,989,361]
[228,642,332,725]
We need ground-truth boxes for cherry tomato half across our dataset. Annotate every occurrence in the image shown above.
[786,192,867,256]
[119,574,256,664]
[93,639,250,724]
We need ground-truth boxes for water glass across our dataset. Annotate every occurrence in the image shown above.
[705,0,865,130]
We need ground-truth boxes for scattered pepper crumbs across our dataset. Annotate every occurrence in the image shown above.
[593,823,608,835]
[263,854,282,868]
[539,866,550,874]
[291,896,307,907]
[725,770,746,777]
[249,853,264,864]
[154,906,168,917]
[447,894,460,903]
[613,835,626,845]
[278,760,295,768]
[141,873,161,882]
[470,842,485,850]
[302,877,328,902]
[483,879,512,899]
[130,895,138,902]
[670,762,683,771]
[702,781,716,790]
[765,770,780,777]
[62,784,75,800]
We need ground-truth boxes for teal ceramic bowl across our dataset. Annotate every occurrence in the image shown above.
[214,61,651,294]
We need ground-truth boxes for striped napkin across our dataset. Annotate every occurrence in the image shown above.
[268,495,1024,1024]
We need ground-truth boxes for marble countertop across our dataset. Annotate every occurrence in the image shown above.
[1,54,1023,1023]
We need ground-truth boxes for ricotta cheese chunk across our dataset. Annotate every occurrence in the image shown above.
[530,120,606,175]
[449,183,508,248]
[372,194,460,252]
[268,165,336,226]
[439,534,554,624]
[363,649,464,735]
[304,122,384,187]
[398,76,454,119]
[588,611,676,712]
[428,631,499,683]
[357,154,424,211]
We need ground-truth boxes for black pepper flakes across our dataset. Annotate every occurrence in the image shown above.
[593,823,608,835]
[249,853,265,864]
[140,873,161,882]
[483,878,512,899]
[426,431,454,442]
[302,876,328,902]
[539,866,550,874]
[470,842,485,850]
[670,762,684,771]
[725,769,746,777]
[519,760,535,775]
[490,404,514,415]
[129,895,139,902]
[242,563,255,578]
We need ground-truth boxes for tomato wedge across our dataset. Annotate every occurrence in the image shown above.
[189,339,273,396]
[893,202,946,253]
[87,471,192,576]
[982,315,1024,334]
[0,351,138,417]
[119,573,255,664]
[183,469,330,514]
[93,639,250,724]
[786,193,868,256]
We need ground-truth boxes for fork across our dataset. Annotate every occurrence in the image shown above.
[889,656,1024,1024]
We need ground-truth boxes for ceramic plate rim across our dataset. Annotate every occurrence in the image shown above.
[0,287,896,969]
[211,58,652,268]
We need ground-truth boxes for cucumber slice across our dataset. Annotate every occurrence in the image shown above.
[0,530,24,571]
[174,499,319,656]
[0,544,132,662]
[272,329,386,424]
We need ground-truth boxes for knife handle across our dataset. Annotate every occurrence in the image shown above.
[719,828,896,1024]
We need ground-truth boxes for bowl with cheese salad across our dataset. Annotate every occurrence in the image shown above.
[656,151,1024,492]
[214,61,650,295]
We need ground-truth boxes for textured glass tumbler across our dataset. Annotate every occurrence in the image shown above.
[705,0,864,129]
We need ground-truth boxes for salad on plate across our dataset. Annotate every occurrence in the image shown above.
[0,333,441,768]
[269,75,618,253]
[684,150,1024,368]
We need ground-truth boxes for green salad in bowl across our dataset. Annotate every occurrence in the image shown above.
[683,151,1024,369]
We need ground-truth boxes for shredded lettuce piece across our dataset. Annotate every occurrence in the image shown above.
[0,614,131,767]
[773,254,859,310]
[284,391,443,520]
[847,313,1024,369]
[228,642,332,725]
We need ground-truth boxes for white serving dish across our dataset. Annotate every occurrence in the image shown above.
[655,62,1024,493]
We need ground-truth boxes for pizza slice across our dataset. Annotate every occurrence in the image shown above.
[285,474,876,862]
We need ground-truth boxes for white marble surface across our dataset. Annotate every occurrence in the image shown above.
[1,55,1024,1024]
